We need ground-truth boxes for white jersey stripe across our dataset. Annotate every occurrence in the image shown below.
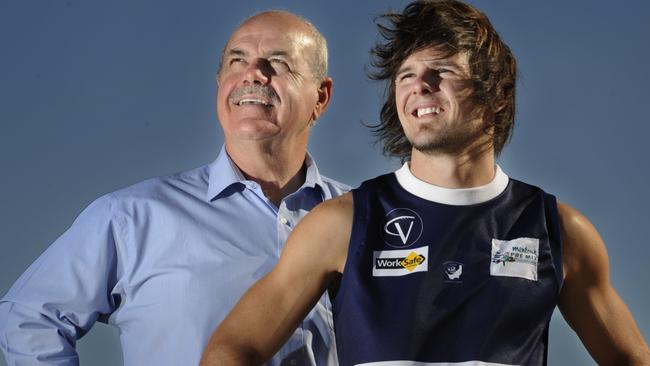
[356,361,518,366]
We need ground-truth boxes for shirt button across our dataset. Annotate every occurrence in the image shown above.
[280,217,288,225]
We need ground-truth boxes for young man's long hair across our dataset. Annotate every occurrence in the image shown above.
[369,0,517,160]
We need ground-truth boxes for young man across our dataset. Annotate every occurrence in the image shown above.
[0,11,347,366]
[201,1,650,365]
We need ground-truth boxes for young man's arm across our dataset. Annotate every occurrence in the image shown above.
[557,202,650,365]
[200,193,353,366]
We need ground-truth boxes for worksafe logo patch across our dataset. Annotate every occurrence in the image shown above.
[373,246,428,277]
[491,237,539,281]
[383,208,424,248]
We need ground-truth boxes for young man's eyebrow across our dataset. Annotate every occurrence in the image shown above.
[423,59,461,68]
[396,65,413,75]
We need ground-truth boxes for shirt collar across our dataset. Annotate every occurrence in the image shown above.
[206,145,326,202]
[394,162,509,205]
[303,152,328,199]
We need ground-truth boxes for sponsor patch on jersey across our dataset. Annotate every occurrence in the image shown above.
[382,208,424,248]
[373,246,428,277]
[490,237,539,281]
[443,261,463,282]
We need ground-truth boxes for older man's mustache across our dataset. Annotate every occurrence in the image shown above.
[228,84,280,106]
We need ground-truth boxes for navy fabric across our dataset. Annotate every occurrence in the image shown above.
[332,173,562,366]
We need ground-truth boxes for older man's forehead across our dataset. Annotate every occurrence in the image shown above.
[230,13,310,42]
[225,35,297,58]
[226,25,314,58]
[218,11,326,79]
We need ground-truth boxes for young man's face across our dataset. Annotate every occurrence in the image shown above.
[394,46,487,154]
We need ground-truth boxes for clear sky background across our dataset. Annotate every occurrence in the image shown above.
[1,0,648,365]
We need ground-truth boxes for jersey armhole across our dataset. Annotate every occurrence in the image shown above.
[331,186,369,312]
[544,193,564,294]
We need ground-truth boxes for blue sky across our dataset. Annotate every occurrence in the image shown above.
[1,0,649,364]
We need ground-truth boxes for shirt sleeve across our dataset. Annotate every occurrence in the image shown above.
[0,195,122,365]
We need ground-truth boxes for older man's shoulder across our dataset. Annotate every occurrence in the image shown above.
[84,163,212,218]
[109,164,209,200]
[319,174,352,198]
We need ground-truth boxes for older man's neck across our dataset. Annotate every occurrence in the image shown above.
[225,141,308,207]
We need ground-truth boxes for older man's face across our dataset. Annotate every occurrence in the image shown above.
[216,14,322,146]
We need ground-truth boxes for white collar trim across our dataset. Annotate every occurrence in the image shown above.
[395,163,509,205]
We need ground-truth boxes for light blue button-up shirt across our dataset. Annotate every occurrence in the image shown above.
[0,146,349,366]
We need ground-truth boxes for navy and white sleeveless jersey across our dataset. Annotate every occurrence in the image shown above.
[332,164,563,366]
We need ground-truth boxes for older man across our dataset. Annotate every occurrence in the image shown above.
[0,11,347,366]
[201,1,650,365]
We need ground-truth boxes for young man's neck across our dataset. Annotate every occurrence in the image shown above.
[408,141,496,189]
[225,140,308,206]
